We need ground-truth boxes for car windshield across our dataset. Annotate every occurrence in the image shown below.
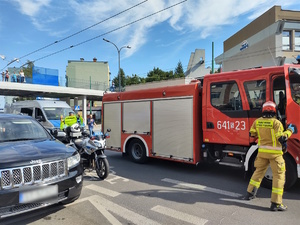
[0,118,49,142]
[43,107,73,120]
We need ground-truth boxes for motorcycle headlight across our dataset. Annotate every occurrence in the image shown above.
[67,152,80,169]
[97,142,102,148]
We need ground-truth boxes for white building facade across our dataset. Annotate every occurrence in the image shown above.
[216,6,300,71]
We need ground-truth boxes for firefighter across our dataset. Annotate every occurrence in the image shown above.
[243,101,294,211]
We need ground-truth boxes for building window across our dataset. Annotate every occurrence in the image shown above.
[295,31,300,51]
[282,31,291,51]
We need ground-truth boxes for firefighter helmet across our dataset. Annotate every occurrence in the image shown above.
[262,101,276,114]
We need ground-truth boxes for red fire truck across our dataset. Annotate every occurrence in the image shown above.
[102,64,300,189]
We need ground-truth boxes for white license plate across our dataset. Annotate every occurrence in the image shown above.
[19,185,58,203]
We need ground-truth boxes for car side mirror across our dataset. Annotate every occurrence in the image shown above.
[36,115,46,122]
[51,129,58,137]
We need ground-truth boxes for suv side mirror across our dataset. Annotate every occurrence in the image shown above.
[36,115,46,122]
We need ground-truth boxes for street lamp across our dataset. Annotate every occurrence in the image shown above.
[6,58,20,67]
[0,55,6,60]
[103,38,131,92]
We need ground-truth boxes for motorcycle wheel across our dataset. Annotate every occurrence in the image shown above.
[96,158,110,180]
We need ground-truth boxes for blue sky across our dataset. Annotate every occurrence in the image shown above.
[1,0,300,85]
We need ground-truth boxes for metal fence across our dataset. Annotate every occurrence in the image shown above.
[66,77,109,91]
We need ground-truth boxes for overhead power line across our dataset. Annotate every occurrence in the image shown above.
[17,0,149,61]
[27,0,188,64]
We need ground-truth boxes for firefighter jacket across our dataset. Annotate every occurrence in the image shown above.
[250,117,292,154]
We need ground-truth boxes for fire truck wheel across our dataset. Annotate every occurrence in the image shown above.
[128,139,147,164]
[250,153,297,190]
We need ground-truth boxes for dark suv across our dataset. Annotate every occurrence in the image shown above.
[0,114,83,219]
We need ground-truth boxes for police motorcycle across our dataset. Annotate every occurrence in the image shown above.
[53,124,110,180]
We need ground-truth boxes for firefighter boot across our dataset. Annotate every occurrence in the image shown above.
[270,203,287,211]
[242,188,257,200]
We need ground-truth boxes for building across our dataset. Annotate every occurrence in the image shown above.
[66,58,110,91]
[216,6,300,71]
[185,49,211,83]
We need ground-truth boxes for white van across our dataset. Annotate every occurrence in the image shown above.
[10,100,74,129]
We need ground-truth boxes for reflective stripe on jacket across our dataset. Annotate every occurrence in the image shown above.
[249,117,292,154]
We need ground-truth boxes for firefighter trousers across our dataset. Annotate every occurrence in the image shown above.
[247,152,285,204]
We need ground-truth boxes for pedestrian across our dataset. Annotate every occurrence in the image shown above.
[87,114,96,137]
[11,71,17,82]
[19,69,25,83]
[76,112,84,126]
[1,72,4,81]
[243,101,294,211]
[5,70,9,82]
[16,73,20,82]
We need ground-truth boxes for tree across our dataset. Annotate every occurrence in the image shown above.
[116,61,185,88]
[146,67,173,82]
[174,61,185,78]
[125,74,145,85]
[112,68,126,91]
[22,60,34,78]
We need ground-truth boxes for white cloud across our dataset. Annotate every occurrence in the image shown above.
[12,0,51,17]
[8,0,300,56]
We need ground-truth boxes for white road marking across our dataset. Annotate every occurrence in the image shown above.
[152,205,208,225]
[85,184,120,197]
[105,175,129,184]
[89,200,123,225]
[68,195,161,225]
[162,178,242,198]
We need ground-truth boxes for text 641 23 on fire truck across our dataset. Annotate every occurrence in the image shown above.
[102,64,300,189]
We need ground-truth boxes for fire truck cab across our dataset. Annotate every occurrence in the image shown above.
[102,64,300,189]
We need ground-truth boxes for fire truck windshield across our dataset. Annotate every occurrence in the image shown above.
[289,68,300,105]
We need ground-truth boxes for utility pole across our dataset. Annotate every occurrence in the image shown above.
[212,42,215,74]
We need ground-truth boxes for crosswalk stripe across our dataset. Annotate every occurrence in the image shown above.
[151,205,208,225]
[162,178,242,198]
[71,195,161,225]
[85,184,120,197]
[89,198,123,225]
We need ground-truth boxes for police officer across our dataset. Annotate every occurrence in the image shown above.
[60,112,78,130]
[243,101,294,211]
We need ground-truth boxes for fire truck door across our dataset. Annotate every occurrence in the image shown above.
[285,66,300,139]
[204,81,249,145]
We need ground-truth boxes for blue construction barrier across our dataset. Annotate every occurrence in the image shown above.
[32,66,59,86]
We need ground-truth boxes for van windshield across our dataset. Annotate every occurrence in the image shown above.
[43,107,73,120]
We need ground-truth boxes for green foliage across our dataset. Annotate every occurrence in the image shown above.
[125,74,145,85]
[22,60,34,78]
[112,68,126,90]
[146,67,174,82]
[174,61,185,78]
[112,60,185,89]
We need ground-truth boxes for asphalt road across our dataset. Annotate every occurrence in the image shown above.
[1,150,300,225]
